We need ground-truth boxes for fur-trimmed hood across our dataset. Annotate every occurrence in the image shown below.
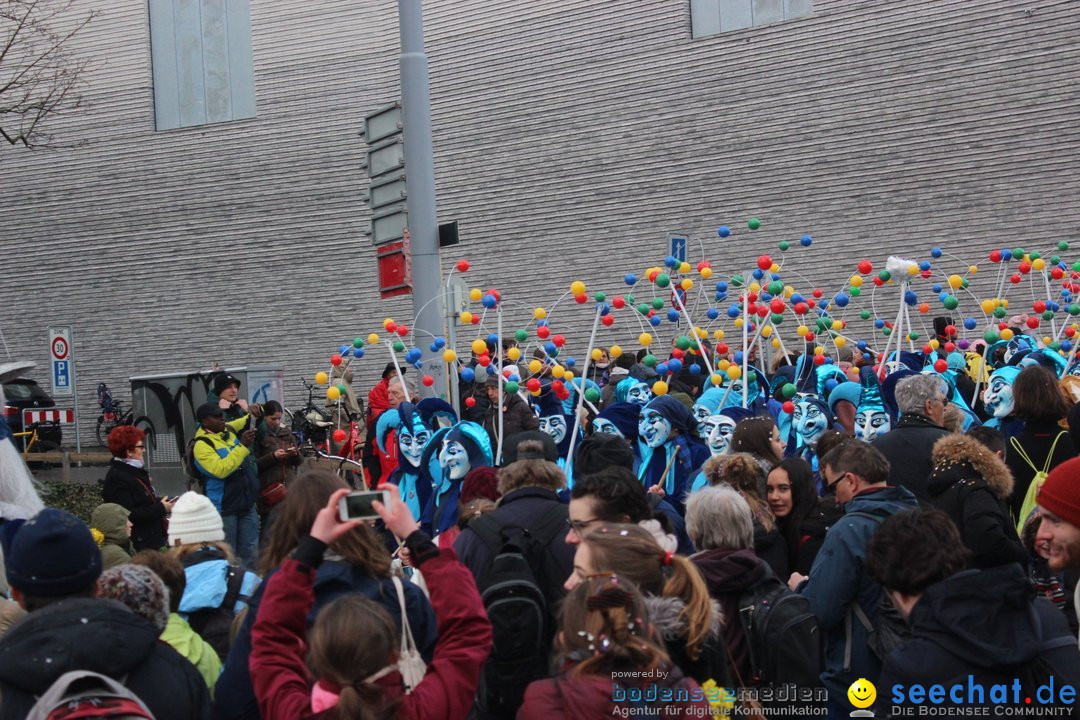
[643,594,723,644]
[928,433,1014,501]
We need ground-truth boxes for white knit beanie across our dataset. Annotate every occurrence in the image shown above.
[167,492,225,547]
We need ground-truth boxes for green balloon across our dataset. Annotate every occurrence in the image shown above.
[676,336,691,350]
[392,341,405,352]
[504,381,519,394]
[594,291,606,302]
[643,354,657,368]
[637,303,650,316]
[883,327,892,336]
[655,273,671,288]
[850,287,861,297]
[1059,241,1070,251]
[746,371,757,384]
[1051,256,1061,265]
[651,297,665,310]
[993,306,1007,319]
[771,313,784,324]
[731,274,744,287]
[1069,304,1080,316]
[984,330,1000,343]
[1012,247,1025,259]
[336,383,348,395]
[585,388,600,403]
[515,329,528,342]
[353,337,364,348]
[860,310,872,320]
[1050,342,1062,351]
[1030,251,1042,261]
[878,270,892,281]
[1043,310,1056,320]
[748,217,761,230]
[778,240,790,251]
[781,383,797,399]
[767,281,784,295]
[548,347,560,358]
[1073,262,1080,273]
[625,294,635,304]
[943,295,959,310]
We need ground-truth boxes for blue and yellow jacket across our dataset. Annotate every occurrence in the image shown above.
[193,416,259,515]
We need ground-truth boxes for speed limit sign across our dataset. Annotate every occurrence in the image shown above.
[48,326,74,397]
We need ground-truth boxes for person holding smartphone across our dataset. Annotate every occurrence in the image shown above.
[255,401,300,522]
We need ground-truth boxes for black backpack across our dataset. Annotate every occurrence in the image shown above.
[180,550,250,661]
[182,435,215,491]
[468,504,567,718]
[738,572,822,688]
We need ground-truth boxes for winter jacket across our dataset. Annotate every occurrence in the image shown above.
[519,664,712,719]
[644,594,731,688]
[214,548,437,720]
[161,612,222,695]
[638,436,712,514]
[0,598,212,720]
[250,534,492,720]
[454,486,574,615]
[482,393,540,449]
[797,484,919,702]
[794,495,844,576]
[871,413,949,503]
[91,502,134,569]
[179,545,261,661]
[254,422,300,491]
[690,547,771,682]
[753,519,789,582]
[879,564,1080,712]
[193,416,260,516]
[101,458,168,550]
[926,434,1027,569]
[1005,419,1077,520]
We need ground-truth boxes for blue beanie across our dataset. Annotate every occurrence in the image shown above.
[6,508,102,597]
[595,402,640,440]
[828,382,862,412]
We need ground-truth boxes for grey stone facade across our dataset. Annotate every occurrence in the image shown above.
[3,0,1079,443]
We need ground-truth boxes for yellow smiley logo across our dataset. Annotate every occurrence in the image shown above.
[847,678,876,709]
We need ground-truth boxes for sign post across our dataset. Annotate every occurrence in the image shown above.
[669,233,688,264]
[48,326,79,453]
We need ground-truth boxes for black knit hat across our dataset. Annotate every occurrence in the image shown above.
[212,373,241,395]
[6,509,103,597]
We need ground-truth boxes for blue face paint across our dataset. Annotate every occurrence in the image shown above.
[638,409,672,449]
[438,440,470,480]
[592,418,623,438]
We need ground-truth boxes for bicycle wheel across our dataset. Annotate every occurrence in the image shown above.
[96,416,111,446]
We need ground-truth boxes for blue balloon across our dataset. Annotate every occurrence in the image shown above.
[689,363,702,375]
[931,247,942,258]
[875,319,885,329]
[656,363,669,375]
[760,292,772,302]
[339,345,350,354]
[938,292,950,303]
[340,348,352,358]
[664,255,678,268]
[668,358,683,372]
[565,357,576,368]
[434,336,446,348]
[461,367,475,382]
[429,342,439,352]
[486,333,499,344]
[625,273,637,285]
[717,226,731,238]
[919,261,932,271]
[667,309,680,322]
[545,341,557,354]
[537,319,549,327]
[412,361,423,370]
[354,348,364,358]
[1064,341,1073,352]
[904,290,917,305]
[800,234,812,246]
[734,351,744,364]
[856,340,868,350]
[1002,249,1013,260]
[932,283,943,293]
[716,282,728,292]
[649,315,662,327]
[486,365,497,376]
[727,305,741,319]
[791,293,805,304]
[599,303,611,316]
[825,379,839,393]
[482,294,498,308]
[835,293,850,307]
[707,307,720,320]
[752,269,764,280]
[964,318,977,330]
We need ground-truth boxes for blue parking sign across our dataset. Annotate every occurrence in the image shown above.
[53,360,70,391]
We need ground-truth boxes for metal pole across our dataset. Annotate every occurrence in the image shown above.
[398,0,444,398]
[564,305,603,483]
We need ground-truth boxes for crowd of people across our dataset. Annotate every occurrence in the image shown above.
[2,320,1080,719]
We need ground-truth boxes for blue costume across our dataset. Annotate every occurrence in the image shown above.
[419,421,492,536]
[636,395,710,513]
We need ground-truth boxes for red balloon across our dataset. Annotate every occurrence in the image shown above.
[574,294,588,304]
[332,429,347,443]
[769,299,786,314]
[756,255,773,271]
[612,296,626,309]
[552,334,566,348]
[1010,274,1022,284]
[922,344,933,355]
[805,332,816,342]
[552,380,566,393]
[456,259,470,272]
[1027,317,1040,329]
[944,342,956,353]
[1052,267,1065,280]
[330,354,343,366]
[601,315,615,327]
[526,378,541,392]
[858,260,873,275]
[1018,261,1032,275]
[1067,327,1077,338]
[782,401,795,414]
[470,315,481,325]
[1034,301,1047,313]
[989,250,1002,263]
[478,354,491,367]
[647,269,660,282]
[537,326,551,339]
[756,306,769,318]
[716,343,729,355]
[920,270,933,279]
[422,375,434,387]
[671,349,685,360]
[486,289,501,302]
[812,289,823,298]
[944,324,957,336]
[396,326,409,337]
[812,354,826,366]
[465,396,476,408]
[794,302,808,315]
[934,359,948,373]
[873,277,885,286]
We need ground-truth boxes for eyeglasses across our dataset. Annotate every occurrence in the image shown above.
[567,517,601,535]
[133,444,145,449]
[825,470,850,490]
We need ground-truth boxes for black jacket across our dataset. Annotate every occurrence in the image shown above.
[926,434,1027,569]
[0,598,211,720]
[101,459,167,551]
[794,495,844,576]
[871,413,949,503]
[1005,420,1077,520]
[879,564,1080,712]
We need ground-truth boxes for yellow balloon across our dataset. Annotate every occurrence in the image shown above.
[367,333,379,345]
[715,330,725,340]
[471,339,487,355]
[726,366,742,381]
[770,263,780,273]
[652,380,669,396]
[1033,258,1046,271]
[564,371,575,381]
[460,311,474,324]
[784,285,794,298]
[533,307,547,320]
[609,345,623,358]
[948,274,964,289]
[326,386,341,400]
[710,374,723,386]
[551,365,565,379]
[969,265,979,274]
[835,337,847,348]
[907,264,919,276]
[1043,335,1053,345]
[700,267,713,279]
[929,339,940,350]
[529,359,543,374]
[314,372,329,385]
[761,325,773,338]
[749,282,762,293]
[831,320,842,331]
[850,275,863,288]
[591,348,604,361]
[981,299,996,314]
[734,317,745,329]
[718,359,731,371]
[1001,299,1010,309]
[570,280,586,296]
[814,346,825,355]
[507,347,521,362]
[443,349,457,363]
[383,318,395,330]
[771,338,781,349]
[1000,328,1015,341]
[681,278,694,291]
[695,327,708,339]
[469,288,482,302]
[639,333,653,347]
[679,261,691,274]
[797,325,809,337]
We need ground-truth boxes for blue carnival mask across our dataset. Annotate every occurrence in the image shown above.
[793,397,829,447]
[539,414,568,444]
[438,439,470,480]
[855,366,891,441]
[638,409,673,449]
[692,388,725,439]
[984,366,1020,419]
[703,414,737,456]
[625,380,653,407]
[591,418,623,438]
[397,427,431,468]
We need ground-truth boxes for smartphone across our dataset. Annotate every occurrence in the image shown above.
[338,490,392,521]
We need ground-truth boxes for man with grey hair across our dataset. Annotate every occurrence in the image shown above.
[871,372,949,503]
[685,486,774,684]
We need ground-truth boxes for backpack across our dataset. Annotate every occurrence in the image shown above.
[182,436,216,492]
[738,572,822,688]
[1012,431,1067,535]
[27,670,154,720]
[468,503,567,717]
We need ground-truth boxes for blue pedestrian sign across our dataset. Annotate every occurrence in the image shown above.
[670,234,687,263]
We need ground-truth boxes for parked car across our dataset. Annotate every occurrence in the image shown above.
[2,378,63,447]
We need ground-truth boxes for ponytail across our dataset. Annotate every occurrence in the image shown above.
[663,555,714,660]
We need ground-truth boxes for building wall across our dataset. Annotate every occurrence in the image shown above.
[3,0,1078,442]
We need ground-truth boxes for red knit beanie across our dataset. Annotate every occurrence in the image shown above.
[1036,456,1080,528]
[460,466,501,504]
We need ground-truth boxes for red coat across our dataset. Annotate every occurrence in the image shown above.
[251,548,493,720]
[519,670,712,719]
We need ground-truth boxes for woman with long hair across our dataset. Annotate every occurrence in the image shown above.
[766,458,818,573]
[250,486,492,720]
[729,415,785,472]
[520,574,713,718]
[214,469,437,719]
[565,523,730,689]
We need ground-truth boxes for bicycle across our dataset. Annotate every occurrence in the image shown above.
[15,421,62,470]
[96,382,134,446]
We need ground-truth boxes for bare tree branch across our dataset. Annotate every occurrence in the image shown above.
[0,0,97,149]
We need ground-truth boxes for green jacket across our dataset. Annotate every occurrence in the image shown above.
[90,503,133,570]
[160,613,222,695]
